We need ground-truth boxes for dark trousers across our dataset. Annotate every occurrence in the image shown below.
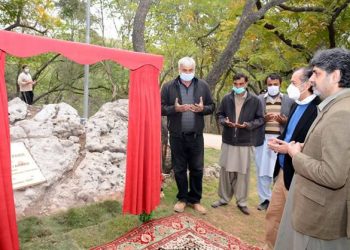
[21,91,34,105]
[170,133,204,204]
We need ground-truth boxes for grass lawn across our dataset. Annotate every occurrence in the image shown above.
[18,148,265,249]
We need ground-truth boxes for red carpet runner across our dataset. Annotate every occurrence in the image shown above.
[91,213,261,250]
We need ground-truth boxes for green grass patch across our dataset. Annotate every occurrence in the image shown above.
[18,201,139,250]
[204,148,220,166]
[18,148,265,249]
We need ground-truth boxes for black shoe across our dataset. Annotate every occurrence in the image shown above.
[237,205,250,215]
[211,200,228,208]
[257,200,270,211]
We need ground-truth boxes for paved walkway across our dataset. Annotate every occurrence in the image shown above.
[203,133,221,150]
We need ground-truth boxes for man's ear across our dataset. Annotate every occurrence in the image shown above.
[304,81,312,90]
[332,69,341,84]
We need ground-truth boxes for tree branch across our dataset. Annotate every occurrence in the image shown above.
[215,67,231,103]
[196,23,221,42]
[256,0,306,52]
[4,7,21,31]
[4,4,47,34]
[278,3,325,13]
[71,85,110,92]
[255,0,289,19]
[263,23,306,51]
[5,22,48,34]
[206,0,289,91]
[328,0,350,48]
[32,54,61,80]
[34,84,64,103]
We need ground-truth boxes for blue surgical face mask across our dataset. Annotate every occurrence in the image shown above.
[180,72,195,82]
[232,86,246,95]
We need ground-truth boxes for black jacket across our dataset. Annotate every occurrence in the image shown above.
[273,96,321,190]
[216,91,264,146]
[161,77,215,135]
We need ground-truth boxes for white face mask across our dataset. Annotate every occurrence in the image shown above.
[287,84,301,100]
[24,68,30,73]
[180,72,195,82]
[267,85,280,96]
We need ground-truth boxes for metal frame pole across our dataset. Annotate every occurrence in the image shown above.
[83,0,91,121]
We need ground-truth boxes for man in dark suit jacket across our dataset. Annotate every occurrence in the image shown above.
[262,67,321,249]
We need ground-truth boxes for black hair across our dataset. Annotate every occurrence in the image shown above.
[310,48,350,88]
[299,67,313,83]
[293,67,313,93]
[233,73,248,82]
[298,67,313,93]
[265,73,282,85]
[22,65,28,70]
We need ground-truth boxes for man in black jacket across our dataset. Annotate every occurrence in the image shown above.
[211,73,264,215]
[161,57,215,215]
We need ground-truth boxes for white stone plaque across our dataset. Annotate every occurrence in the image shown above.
[11,142,46,190]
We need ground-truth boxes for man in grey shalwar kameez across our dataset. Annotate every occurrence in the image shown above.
[211,73,264,215]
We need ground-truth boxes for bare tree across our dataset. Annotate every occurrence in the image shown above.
[205,0,288,92]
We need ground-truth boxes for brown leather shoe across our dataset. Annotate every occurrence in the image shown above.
[237,205,250,215]
[174,201,186,213]
[193,203,207,215]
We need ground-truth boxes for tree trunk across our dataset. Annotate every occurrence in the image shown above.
[132,0,153,52]
[205,0,288,92]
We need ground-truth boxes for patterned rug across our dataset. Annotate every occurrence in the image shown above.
[91,213,261,250]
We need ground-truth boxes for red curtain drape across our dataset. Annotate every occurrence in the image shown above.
[123,65,161,214]
[0,51,19,250]
[0,31,163,249]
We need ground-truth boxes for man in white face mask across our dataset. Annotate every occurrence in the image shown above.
[17,65,37,105]
[161,57,215,215]
[286,74,321,103]
[262,68,321,249]
[254,74,294,212]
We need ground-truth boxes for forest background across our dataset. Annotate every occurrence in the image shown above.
[1,0,349,133]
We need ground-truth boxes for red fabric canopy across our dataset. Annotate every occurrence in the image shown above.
[0,30,163,70]
[0,30,163,250]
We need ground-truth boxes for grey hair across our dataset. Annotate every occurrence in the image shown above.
[310,48,350,88]
[178,57,196,69]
